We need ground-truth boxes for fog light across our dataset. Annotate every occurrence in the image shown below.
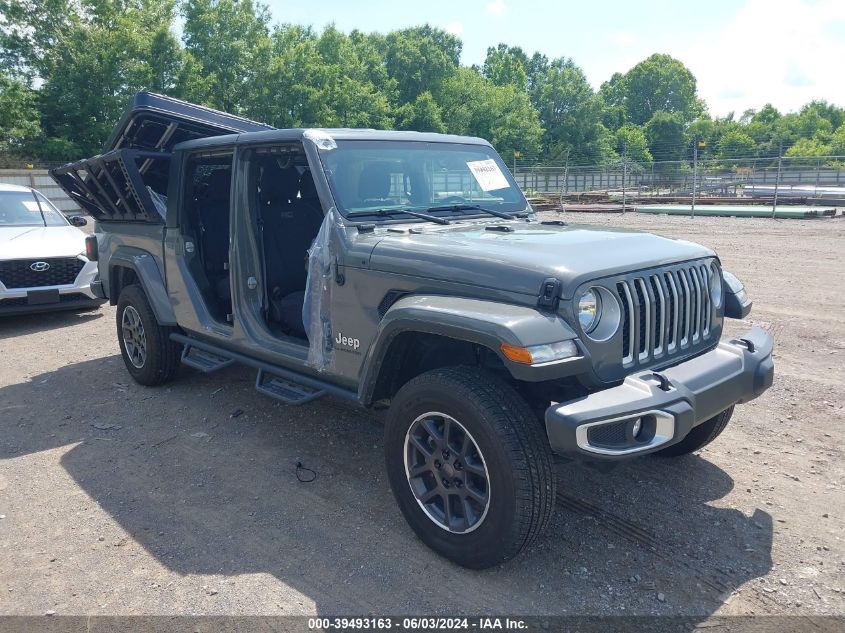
[631,417,642,438]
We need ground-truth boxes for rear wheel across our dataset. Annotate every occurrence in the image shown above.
[116,284,181,386]
[655,406,734,457]
[385,367,556,569]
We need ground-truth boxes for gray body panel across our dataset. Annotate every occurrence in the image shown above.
[368,223,714,300]
[98,221,176,325]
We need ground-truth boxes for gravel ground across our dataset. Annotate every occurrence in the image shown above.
[0,212,843,619]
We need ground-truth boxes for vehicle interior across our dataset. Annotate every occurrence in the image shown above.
[249,145,323,340]
[182,153,235,323]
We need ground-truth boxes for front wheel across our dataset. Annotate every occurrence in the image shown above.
[655,406,734,457]
[384,367,556,569]
[116,284,181,386]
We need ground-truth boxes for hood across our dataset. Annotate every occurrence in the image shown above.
[368,221,715,299]
[0,225,86,260]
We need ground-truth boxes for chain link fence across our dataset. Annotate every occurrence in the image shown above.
[513,156,845,199]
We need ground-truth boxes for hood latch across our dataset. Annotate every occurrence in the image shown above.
[538,277,561,311]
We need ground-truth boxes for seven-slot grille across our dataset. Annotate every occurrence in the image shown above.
[616,261,715,367]
[0,258,85,289]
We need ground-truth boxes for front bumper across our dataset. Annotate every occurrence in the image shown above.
[545,327,774,459]
[0,259,105,316]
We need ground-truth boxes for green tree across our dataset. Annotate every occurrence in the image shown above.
[746,104,782,157]
[614,124,652,163]
[395,91,445,132]
[438,67,542,158]
[532,58,611,164]
[831,123,845,156]
[644,111,688,162]
[0,72,41,159]
[800,100,845,132]
[0,0,79,80]
[619,54,702,125]
[482,44,528,91]
[716,128,757,160]
[35,0,184,157]
[251,24,323,127]
[785,137,832,158]
[598,72,627,131]
[181,0,272,114]
[384,25,461,104]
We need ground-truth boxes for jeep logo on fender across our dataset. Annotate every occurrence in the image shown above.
[335,332,360,351]
[30,261,51,272]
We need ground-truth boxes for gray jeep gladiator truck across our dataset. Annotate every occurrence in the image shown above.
[52,93,774,569]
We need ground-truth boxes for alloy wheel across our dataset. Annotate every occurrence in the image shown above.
[404,412,491,534]
[121,305,147,369]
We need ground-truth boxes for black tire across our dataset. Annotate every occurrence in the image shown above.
[116,284,181,386]
[384,367,556,569]
[655,406,734,457]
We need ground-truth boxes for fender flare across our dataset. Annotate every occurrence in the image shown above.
[109,248,177,325]
[357,295,583,404]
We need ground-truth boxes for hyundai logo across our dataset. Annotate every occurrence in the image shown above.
[30,261,51,272]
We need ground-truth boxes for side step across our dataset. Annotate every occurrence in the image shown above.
[255,369,325,406]
[181,345,235,373]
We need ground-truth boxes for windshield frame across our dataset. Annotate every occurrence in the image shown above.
[314,139,529,224]
[0,189,70,228]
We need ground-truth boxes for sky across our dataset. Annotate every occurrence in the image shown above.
[261,0,845,118]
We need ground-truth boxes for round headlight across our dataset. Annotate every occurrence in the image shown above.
[709,263,722,307]
[578,289,601,333]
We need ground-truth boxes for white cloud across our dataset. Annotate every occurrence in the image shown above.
[680,0,845,116]
[445,21,465,36]
[613,31,634,46]
[485,0,506,17]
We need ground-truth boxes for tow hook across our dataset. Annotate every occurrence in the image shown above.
[649,372,672,391]
[736,338,756,353]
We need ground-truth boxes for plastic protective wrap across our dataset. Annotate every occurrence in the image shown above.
[302,208,339,371]
[146,186,168,218]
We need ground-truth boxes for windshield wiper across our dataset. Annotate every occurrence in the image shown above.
[347,208,451,225]
[426,203,525,220]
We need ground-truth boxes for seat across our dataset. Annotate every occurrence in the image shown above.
[357,162,394,205]
[262,167,323,337]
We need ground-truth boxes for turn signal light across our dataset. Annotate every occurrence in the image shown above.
[500,340,579,365]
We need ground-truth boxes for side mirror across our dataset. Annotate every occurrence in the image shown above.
[69,215,88,227]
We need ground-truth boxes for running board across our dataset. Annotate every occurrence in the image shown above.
[169,333,359,403]
[181,345,235,373]
[255,369,325,405]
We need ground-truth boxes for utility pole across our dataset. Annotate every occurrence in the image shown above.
[622,140,628,213]
[691,137,699,218]
[772,141,783,219]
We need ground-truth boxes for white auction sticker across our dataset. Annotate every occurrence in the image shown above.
[22,200,42,213]
[466,159,510,191]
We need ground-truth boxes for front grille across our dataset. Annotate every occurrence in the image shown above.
[616,262,714,367]
[0,258,85,289]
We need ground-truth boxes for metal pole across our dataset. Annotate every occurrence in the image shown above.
[691,138,698,217]
[622,141,627,213]
[563,150,570,194]
[772,142,783,219]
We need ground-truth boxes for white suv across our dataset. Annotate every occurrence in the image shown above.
[0,183,104,315]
